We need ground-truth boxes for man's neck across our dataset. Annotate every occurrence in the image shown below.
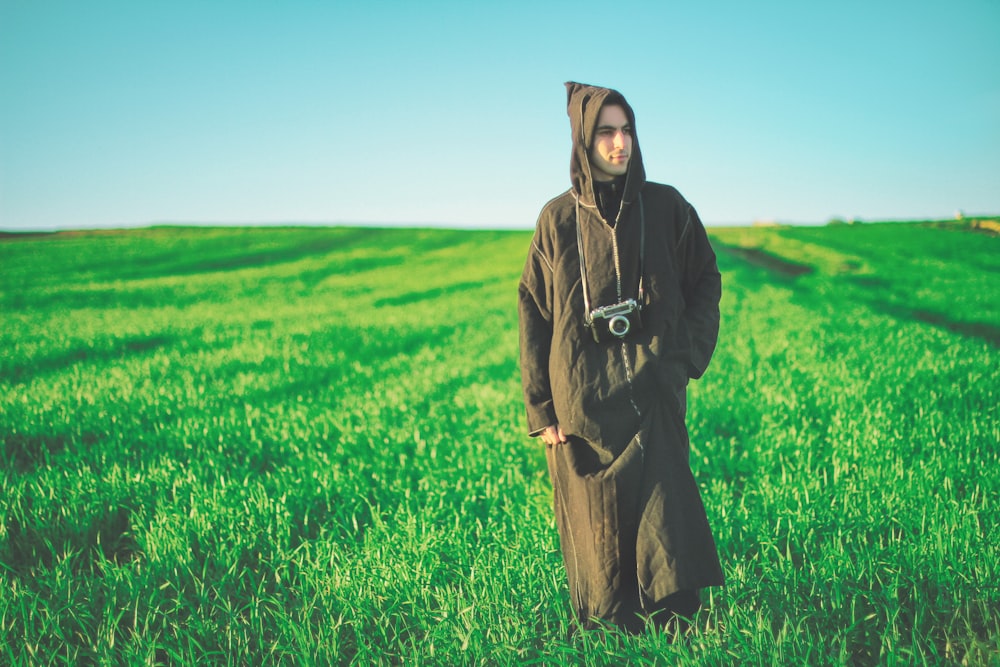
[594,175,626,190]
[594,175,627,224]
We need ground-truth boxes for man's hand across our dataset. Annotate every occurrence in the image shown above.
[540,424,568,446]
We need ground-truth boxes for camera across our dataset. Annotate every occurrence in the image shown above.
[587,298,643,342]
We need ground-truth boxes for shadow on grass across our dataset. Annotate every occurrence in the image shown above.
[1,429,102,473]
[373,281,488,308]
[2,333,176,385]
[2,502,139,576]
[298,255,406,288]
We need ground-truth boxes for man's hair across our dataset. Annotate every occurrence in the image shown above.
[601,92,628,111]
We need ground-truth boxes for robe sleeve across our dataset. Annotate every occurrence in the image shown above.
[677,203,722,380]
[518,231,558,435]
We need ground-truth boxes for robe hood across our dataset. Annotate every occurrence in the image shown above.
[565,81,647,209]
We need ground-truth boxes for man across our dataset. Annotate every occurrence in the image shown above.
[518,82,724,634]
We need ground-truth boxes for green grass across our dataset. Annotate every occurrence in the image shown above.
[1,220,998,665]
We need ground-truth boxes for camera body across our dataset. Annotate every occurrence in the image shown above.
[587,298,643,343]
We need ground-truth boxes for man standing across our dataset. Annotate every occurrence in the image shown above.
[518,82,724,633]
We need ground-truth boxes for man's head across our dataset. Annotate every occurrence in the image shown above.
[564,82,645,205]
[589,103,632,182]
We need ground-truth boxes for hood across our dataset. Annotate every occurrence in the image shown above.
[565,81,646,209]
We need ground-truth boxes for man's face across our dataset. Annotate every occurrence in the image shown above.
[589,104,632,181]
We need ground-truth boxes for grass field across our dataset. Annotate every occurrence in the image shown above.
[1,219,998,665]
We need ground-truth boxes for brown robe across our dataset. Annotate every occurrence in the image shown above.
[518,82,724,629]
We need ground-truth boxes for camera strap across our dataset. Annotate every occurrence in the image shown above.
[576,193,645,322]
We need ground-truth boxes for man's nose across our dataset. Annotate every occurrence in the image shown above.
[613,131,626,149]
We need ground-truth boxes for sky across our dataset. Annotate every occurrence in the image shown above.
[1,0,998,231]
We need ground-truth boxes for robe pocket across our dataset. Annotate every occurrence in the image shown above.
[656,357,688,408]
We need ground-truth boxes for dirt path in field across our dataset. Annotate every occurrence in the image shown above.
[715,244,815,277]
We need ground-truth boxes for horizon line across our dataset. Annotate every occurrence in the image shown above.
[2,212,999,235]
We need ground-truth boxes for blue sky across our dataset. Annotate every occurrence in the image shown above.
[1,0,998,230]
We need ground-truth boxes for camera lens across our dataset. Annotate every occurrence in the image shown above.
[609,315,630,337]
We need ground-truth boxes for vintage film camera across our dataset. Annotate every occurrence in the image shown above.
[587,298,642,343]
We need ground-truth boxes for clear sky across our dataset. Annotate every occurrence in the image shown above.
[1,0,998,230]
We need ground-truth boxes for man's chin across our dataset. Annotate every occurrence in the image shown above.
[609,161,629,175]
[591,160,629,180]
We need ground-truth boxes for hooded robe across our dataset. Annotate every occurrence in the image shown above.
[518,82,724,630]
